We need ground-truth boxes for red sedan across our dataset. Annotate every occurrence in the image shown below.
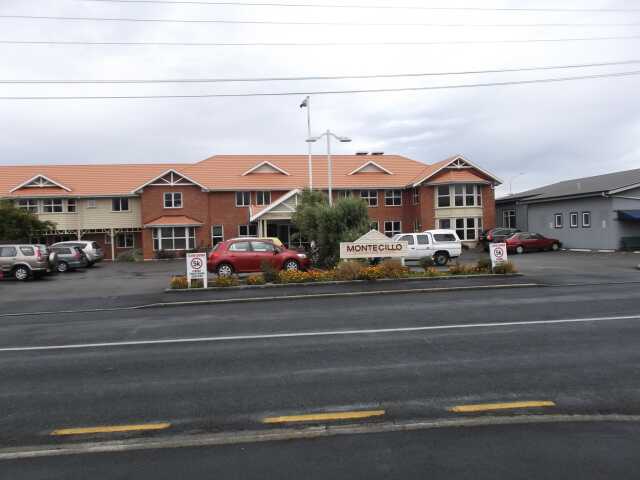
[207,238,310,276]
[505,232,561,254]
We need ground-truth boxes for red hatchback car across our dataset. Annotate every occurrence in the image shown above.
[505,232,561,254]
[207,238,310,276]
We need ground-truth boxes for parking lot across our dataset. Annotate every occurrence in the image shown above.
[1,249,638,314]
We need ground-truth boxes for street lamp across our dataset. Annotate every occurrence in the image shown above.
[306,129,352,206]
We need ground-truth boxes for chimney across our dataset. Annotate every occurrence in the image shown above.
[371,151,384,156]
[356,151,369,156]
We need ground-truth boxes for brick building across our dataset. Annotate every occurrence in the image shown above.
[1,154,501,260]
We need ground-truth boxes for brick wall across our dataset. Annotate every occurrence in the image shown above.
[482,186,497,230]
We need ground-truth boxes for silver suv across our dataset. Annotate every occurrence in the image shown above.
[0,244,55,281]
[51,240,104,266]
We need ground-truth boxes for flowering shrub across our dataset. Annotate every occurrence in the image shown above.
[333,261,366,281]
[170,275,188,289]
[277,270,314,284]
[246,274,266,285]
[357,265,386,281]
[214,275,239,287]
[378,259,410,279]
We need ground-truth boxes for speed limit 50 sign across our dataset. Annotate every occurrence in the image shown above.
[489,243,508,269]
[186,252,208,288]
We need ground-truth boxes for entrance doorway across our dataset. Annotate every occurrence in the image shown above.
[265,221,305,249]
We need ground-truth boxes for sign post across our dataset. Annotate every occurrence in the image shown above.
[340,230,409,262]
[186,252,208,288]
[489,243,508,270]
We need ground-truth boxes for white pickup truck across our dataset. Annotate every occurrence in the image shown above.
[392,229,462,266]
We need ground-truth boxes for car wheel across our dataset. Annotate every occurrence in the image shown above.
[551,243,560,251]
[433,253,449,266]
[283,259,300,271]
[14,266,30,281]
[216,263,234,277]
[56,261,69,273]
[516,246,525,254]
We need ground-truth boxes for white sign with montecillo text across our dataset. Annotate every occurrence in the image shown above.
[186,252,208,288]
[340,230,409,259]
[489,242,508,269]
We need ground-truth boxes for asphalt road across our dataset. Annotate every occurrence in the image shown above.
[2,282,640,477]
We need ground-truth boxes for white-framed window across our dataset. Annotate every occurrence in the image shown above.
[338,190,352,199]
[438,184,482,207]
[164,192,182,209]
[256,191,271,206]
[437,185,451,207]
[66,199,77,213]
[360,190,378,207]
[211,224,224,245]
[236,191,251,207]
[582,211,592,228]
[453,217,482,241]
[116,233,135,248]
[554,213,563,228]
[112,197,129,212]
[17,199,38,213]
[570,212,579,228]
[238,224,258,237]
[384,189,402,206]
[152,227,195,251]
[86,199,97,209]
[412,188,420,205]
[384,220,402,237]
[43,198,63,213]
[503,210,516,228]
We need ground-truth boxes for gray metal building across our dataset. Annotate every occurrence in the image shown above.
[496,168,640,250]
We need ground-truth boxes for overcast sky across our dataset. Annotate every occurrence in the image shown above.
[1,0,638,197]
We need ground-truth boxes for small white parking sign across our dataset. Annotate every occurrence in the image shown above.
[489,243,508,269]
[186,252,208,288]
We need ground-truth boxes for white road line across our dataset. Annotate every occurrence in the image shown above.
[1,314,639,353]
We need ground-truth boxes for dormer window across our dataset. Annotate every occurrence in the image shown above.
[242,161,290,176]
[349,161,393,176]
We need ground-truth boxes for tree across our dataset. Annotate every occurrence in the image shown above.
[292,190,370,267]
[0,200,55,242]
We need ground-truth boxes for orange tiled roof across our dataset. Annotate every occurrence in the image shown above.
[144,215,203,227]
[1,155,500,197]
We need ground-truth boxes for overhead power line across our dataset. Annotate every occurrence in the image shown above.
[1,69,638,100]
[1,14,640,27]
[2,35,639,47]
[2,59,639,84]
[75,0,640,13]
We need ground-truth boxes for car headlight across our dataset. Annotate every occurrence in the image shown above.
[297,253,307,259]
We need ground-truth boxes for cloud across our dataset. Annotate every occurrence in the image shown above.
[1,0,638,195]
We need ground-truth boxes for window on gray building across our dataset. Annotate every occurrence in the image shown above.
[570,212,579,228]
[554,213,563,228]
[582,212,591,228]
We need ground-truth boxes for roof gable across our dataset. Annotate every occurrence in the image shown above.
[242,161,290,176]
[412,155,502,187]
[131,169,208,193]
[349,160,393,176]
[10,174,71,193]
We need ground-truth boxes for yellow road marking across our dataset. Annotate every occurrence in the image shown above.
[51,423,171,436]
[449,400,556,413]
[263,410,385,424]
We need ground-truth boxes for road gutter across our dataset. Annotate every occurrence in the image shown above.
[2,414,640,461]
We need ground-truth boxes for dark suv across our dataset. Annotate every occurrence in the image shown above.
[480,228,521,251]
[207,239,310,276]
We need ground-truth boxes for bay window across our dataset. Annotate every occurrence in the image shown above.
[152,227,195,251]
[438,217,482,241]
[437,184,483,207]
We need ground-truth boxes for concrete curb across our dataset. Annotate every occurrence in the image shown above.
[1,413,639,460]
[164,273,525,293]
[148,283,542,309]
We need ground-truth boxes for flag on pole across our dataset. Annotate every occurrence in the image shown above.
[300,96,309,108]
